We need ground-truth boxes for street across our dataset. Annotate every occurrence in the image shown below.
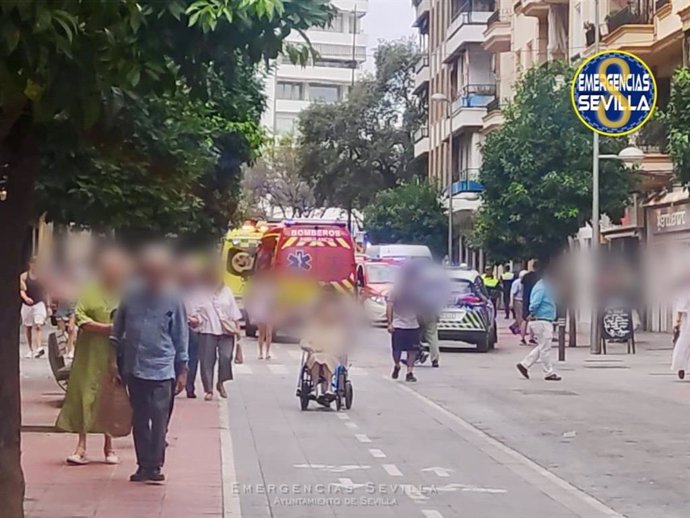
[221,324,690,518]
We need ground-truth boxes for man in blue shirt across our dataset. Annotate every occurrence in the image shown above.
[516,263,561,381]
[111,246,189,483]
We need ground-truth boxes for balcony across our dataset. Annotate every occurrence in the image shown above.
[449,169,483,194]
[450,84,496,131]
[521,0,568,19]
[414,55,430,94]
[445,0,495,62]
[413,0,431,27]
[602,3,654,53]
[481,97,505,133]
[413,126,430,158]
[483,10,511,53]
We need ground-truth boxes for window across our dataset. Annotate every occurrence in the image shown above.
[323,13,344,32]
[276,81,304,100]
[314,58,354,69]
[275,114,297,135]
[309,84,341,103]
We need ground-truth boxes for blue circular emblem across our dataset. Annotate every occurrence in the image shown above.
[571,50,657,137]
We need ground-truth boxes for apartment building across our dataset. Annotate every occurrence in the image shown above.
[413,0,497,266]
[261,1,368,136]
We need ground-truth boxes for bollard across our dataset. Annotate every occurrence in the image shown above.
[557,317,566,361]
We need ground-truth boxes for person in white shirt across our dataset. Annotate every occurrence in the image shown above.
[190,260,242,401]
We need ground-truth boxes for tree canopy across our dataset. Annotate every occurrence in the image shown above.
[474,61,634,262]
[297,38,425,211]
[364,181,448,258]
[665,67,690,185]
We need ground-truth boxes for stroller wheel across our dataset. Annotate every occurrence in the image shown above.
[335,394,342,411]
[300,381,310,411]
[345,381,353,409]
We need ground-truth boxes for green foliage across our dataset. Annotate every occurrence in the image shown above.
[665,67,690,185]
[297,38,424,210]
[0,0,331,239]
[475,61,633,262]
[364,182,447,258]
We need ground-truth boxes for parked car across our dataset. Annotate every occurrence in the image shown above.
[357,259,399,325]
[437,268,497,352]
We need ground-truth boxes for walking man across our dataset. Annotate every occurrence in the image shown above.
[516,264,561,381]
[500,264,515,319]
[520,259,541,345]
[110,246,189,483]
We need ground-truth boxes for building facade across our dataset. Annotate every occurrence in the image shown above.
[414,0,690,331]
[261,0,368,136]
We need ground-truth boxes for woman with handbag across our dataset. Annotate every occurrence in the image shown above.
[56,247,129,465]
[192,260,242,401]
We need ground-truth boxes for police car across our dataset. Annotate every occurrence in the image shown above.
[438,268,497,352]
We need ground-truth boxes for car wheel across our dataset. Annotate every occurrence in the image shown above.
[476,334,490,353]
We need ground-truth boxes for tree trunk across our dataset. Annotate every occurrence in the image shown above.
[0,117,37,518]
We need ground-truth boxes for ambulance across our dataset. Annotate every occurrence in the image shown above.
[250,221,357,334]
[221,220,268,304]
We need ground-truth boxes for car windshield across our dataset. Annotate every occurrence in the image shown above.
[366,263,398,284]
[450,278,474,296]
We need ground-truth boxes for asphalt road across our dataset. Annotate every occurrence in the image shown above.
[222,326,669,518]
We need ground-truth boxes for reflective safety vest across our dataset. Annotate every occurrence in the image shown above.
[482,274,499,289]
[501,272,515,282]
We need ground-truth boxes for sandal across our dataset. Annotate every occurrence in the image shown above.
[204,392,214,401]
[104,451,120,465]
[216,382,228,399]
[66,452,89,466]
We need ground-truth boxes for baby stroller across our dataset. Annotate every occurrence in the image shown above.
[296,350,353,411]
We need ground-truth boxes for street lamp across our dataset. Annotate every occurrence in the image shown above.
[590,144,644,354]
[431,92,454,262]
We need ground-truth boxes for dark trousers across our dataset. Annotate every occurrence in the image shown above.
[186,330,200,395]
[502,289,512,318]
[127,377,174,470]
[198,333,234,394]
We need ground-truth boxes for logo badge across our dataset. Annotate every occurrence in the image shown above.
[571,50,657,137]
[287,250,312,271]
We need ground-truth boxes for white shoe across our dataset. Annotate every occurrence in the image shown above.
[104,452,120,465]
[34,347,46,359]
[24,352,33,359]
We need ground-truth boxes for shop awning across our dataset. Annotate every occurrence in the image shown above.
[644,189,689,207]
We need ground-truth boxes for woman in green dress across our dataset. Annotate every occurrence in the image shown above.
[56,249,128,465]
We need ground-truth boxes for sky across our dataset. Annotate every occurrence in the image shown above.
[362,0,416,71]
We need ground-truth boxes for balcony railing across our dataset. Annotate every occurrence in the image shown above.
[487,9,500,25]
[451,0,496,21]
[452,84,497,111]
[449,169,483,194]
[606,2,653,34]
[414,126,429,142]
[486,97,501,113]
[415,54,430,73]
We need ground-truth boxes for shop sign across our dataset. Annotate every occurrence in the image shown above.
[650,204,690,235]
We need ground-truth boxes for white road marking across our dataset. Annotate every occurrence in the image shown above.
[401,484,428,501]
[436,483,506,494]
[294,463,370,473]
[355,434,372,443]
[395,382,625,518]
[330,478,369,491]
[421,511,444,518]
[219,401,242,518]
[382,464,403,477]
[368,448,386,458]
[344,421,359,429]
[233,364,252,375]
[421,467,452,478]
[267,364,288,375]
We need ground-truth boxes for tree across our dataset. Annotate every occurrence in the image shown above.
[665,67,690,185]
[474,61,634,263]
[242,136,316,219]
[297,38,424,212]
[0,1,331,514]
[364,182,448,258]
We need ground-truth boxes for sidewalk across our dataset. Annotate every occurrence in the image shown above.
[21,356,225,518]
